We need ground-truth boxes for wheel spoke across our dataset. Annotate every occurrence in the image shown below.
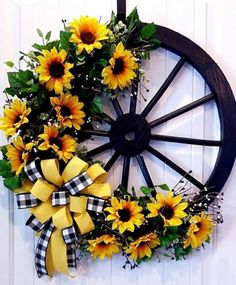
[150,93,215,128]
[104,152,120,171]
[129,78,139,114]
[150,134,221,146]
[121,156,130,188]
[141,57,186,118]
[86,142,112,158]
[146,145,204,189]
[93,112,114,125]
[112,98,123,117]
[129,95,137,114]
[136,155,154,188]
[84,130,110,137]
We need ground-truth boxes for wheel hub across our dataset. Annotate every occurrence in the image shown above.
[109,113,151,156]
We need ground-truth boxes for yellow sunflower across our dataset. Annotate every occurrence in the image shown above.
[35,47,74,95]
[147,191,188,226]
[50,93,85,130]
[0,99,31,136]
[183,212,214,249]
[69,16,109,54]
[102,42,138,90]
[105,197,144,234]
[87,234,121,260]
[125,233,160,261]
[38,125,76,162]
[6,136,34,175]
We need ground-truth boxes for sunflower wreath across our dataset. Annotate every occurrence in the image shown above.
[0,8,223,278]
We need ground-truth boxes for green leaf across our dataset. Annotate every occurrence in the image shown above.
[127,7,139,21]
[4,87,16,96]
[1,146,8,160]
[117,185,131,196]
[174,244,192,260]
[156,183,170,191]
[127,7,140,31]
[131,186,138,199]
[45,31,51,42]
[0,159,12,178]
[8,70,34,89]
[91,96,103,113]
[32,40,59,51]
[4,61,14,68]
[19,83,39,93]
[127,236,134,242]
[98,59,107,67]
[37,28,44,38]
[149,38,161,48]
[140,186,154,196]
[60,30,72,49]
[4,176,21,191]
[32,43,43,51]
[140,23,156,40]
[160,236,171,248]
[109,11,117,27]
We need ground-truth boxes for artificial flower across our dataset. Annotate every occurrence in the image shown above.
[125,233,160,261]
[50,93,85,130]
[38,125,76,162]
[0,99,31,136]
[87,234,121,260]
[105,197,144,234]
[183,212,214,249]
[69,16,109,54]
[6,136,33,175]
[36,47,74,94]
[147,191,188,226]
[102,42,138,89]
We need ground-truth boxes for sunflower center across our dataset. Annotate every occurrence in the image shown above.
[113,58,124,75]
[49,137,62,149]
[99,241,108,246]
[118,208,131,222]
[14,115,21,125]
[160,205,174,219]
[49,62,65,78]
[80,31,95,44]
[19,151,25,164]
[60,106,71,117]
[196,222,202,230]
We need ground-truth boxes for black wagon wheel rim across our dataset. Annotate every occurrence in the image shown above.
[85,25,236,203]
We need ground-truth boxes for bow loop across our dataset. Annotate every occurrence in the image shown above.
[62,157,89,183]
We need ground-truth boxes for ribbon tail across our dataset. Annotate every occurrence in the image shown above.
[51,228,69,276]
[67,244,77,268]
[35,222,54,278]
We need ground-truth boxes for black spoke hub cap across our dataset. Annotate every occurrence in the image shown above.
[109,113,151,156]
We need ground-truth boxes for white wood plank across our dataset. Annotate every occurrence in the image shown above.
[0,0,236,285]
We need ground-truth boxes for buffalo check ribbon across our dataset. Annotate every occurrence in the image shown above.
[15,157,111,277]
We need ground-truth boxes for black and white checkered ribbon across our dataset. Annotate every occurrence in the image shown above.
[62,171,93,195]
[16,193,40,209]
[35,222,54,278]
[52,191,70,206]
[67,244,77,268]
[87,197,105,213]
[62,225,78,245]
[24,161,43,182]
[26,215,47,232]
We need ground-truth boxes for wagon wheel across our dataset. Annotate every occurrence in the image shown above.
[83,20,236,203]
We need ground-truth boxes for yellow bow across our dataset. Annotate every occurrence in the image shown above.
[18,157,111,277]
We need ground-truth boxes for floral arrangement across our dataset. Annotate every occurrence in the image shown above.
[0,8,223,278]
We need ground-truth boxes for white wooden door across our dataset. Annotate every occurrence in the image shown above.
[0,0,235,284]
